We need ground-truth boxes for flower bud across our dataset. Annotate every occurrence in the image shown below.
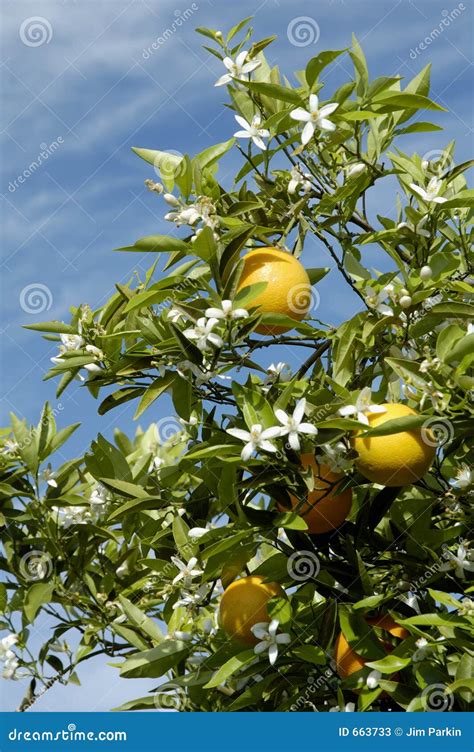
[399,295,412,309]
[346,162,366,179]
[420,265,433,280]
[164,193,180,207]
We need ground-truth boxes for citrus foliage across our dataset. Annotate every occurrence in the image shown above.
[1,20,473,712]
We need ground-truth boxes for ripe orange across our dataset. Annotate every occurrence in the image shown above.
[219,575,286,644]
[236,247,312,334]
[352,403,435,487]
[284,454,352,534]
[335,615,410,679]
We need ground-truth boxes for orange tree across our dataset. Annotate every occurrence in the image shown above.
[1,20,473,712]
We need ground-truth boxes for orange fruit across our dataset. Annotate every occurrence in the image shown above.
[283,454,352,534]
[236,247,312,334]
[219,575,286,645]
[335,615,410,679]
[352,403,435,487]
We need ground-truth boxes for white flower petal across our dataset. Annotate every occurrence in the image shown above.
[298,423,318,435]
[252,136,267,151]
[290,108,311,122]
[275,409,290,426]
[241,443,255,461]
[268,643,279,665]
[293,398,306,424]
[234,115,250,130]
[317,118,336,132]
[227,428,251,442]
[288,432,301,451]
[301,121,315,145]
[259,440,278,454]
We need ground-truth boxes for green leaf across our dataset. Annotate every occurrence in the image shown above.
[173,515,194,559]
[395,122,443,135]
[134,373,174,419]
[120,640,188,679]
[98,388,144,416]
[204,649,255,688]
[196,138,235,169]
[240,80,302,104]
[429,302,474,318]
[23,321,77,334]
[338,110,380,121]
[291,645,326,665]
[191,225,217,262]
[350,34,369,97]
[108,496,160,520]
[100,478,148,498]
[440,190,474,209]
[112,695,160,712]
[118,596,164,643]
[115,235,189,254]
[339,608,386,660]
[274,512,308,531]
[366,654,411,673]
[305,49,346,88]
[373,92,446,112]
[443,159,474,184]
[361,414,427,437]
[306,267,330,285]
[267,596,292,630]
[24,582,54,622]
[227,16,253,43]
[131,148,184,189]
[445,333,474,364]
[10,413,38,475]
[86,434,132,483]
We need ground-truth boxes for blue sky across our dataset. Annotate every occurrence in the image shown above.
[1,0,472,712]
